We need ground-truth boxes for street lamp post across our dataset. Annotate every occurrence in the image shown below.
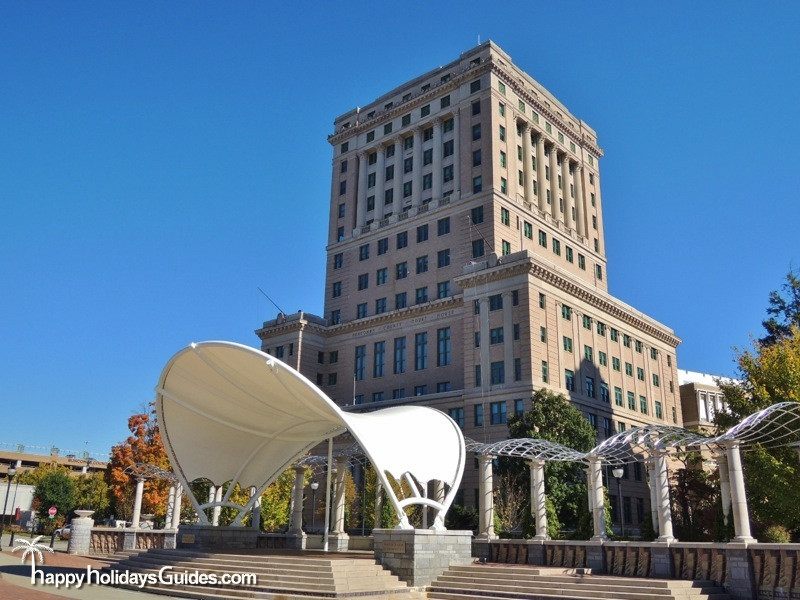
[1,467,18,548]
[612,467,624,539]
[310,481,319,531]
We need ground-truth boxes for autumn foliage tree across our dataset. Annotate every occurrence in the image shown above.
[107,410,171,522]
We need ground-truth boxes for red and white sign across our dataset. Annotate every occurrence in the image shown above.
[48,506,57,517]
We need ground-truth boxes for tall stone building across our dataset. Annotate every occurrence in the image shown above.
[257,42,682,515]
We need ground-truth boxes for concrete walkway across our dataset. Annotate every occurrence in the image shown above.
[0,541,178,600]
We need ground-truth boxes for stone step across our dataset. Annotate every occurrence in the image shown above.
[430,583,711,600]
[437,573,724,593]
[144,548,371,566]
[116,581,424,600]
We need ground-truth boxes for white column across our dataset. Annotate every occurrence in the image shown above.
[411,127,422,206]
[422,482,429,529]
[171,484,183,529]
[573,163,586,237]
[374,480,383,530]
[356,151,367,227]
[477,455,496,539]
[131,478,145,529]
[654,451,675,542]
[548,144,560,224]
[393,137,404,209]
[164,485,175,530]
[289,466,306,535]
[332,457,348,535]
[432,118,443,200]
[323,438,333,551]
[535,134,548,215]
[375,145,386,220]
[529,459,548,540]
[726,441,756,542]
[251,487,262,531]
[452,110,461,196]
[521,123,533,203]
[587,456,607,540]
[433,480,445,530]
[562,154,574,230]
[717,454,731,522]
[212,486,222,526]
[646,460,659,534]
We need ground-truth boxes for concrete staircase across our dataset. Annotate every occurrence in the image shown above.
[104,548,425,599]
[427,563,731,600]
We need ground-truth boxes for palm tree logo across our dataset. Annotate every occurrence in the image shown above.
[12,536,54,583]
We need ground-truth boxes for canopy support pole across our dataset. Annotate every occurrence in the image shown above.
[323,437,333,552]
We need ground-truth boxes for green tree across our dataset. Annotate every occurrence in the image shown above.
[74,472,111,517]
[506,389,598,538]
[34,469,77,524]
[760,268,800,347]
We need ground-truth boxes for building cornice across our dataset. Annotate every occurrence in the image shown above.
[456,254,680,348]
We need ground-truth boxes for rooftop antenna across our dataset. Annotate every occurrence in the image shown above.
[257,287,286,316]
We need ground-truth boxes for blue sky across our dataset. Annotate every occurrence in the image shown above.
[1,2,798,458]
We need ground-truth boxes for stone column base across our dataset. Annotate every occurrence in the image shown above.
[285,532,307,550]
[373,529,472,587]
[328,532,349,551]
[67,515,95,555]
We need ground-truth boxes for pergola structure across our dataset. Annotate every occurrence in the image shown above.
[467,401,800,543]
[121,463,183,530]
[155,341,466,550]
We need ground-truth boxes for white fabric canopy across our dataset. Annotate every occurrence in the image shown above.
[155,341,465,529]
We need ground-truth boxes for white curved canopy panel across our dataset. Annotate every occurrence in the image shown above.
[155,341,465,529]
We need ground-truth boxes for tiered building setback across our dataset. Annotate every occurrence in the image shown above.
[257,42,682,518]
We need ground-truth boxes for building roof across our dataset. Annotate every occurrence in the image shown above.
[677,369,737,387]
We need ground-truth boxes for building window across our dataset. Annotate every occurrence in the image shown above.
[437,327,451,366]
[500,207,510,226]
[623,334,631,348]
[357,273,369,290]
[562,305,572,320]
[599,351,607,366]
[472,175,482,193]
[538,230,547,247]
[603,416,613,437]
[333,252,343,269]
[653,374,660,387]
[563,336,573,352]
[524,221,533,239]
[330,310,341,325]
[502,240,511,255]
[540,326,547,342]
[384,123,392,135]
[414,385,427,396]
[584,345,593,361]
[499,102,505,116]
[583,315,592,329]
[640,395,648,415]
[472,239,484,258]
[395,292,407,310]
[498,81,506,95]
[339,180,346,196]
[541,360,549,383]
[327,373,337,386]
[490,361,505,385]
[415,286,428,304]
[443,116,453,132]
[437,280,450,299]
[597,321,606,336]
[585,376,595,398]
[421,104,430,117]
[332,281,342,298]
[499,125,506,141]
[423,148,433,165]
[375,297,387,314]
[514,398,525,416]
[449,407,465,428]
[637,367,645,381]
[565,369,575,391]
[356,302,367,318]
[437,248,451,268]
[470,78,481,93]
[474,403,484,426]
[442,164,453,182]
[596,264,603,280]
[372,391,384,403]
[475,365,482,387]
[340,160,348,174]
[414,332,428,370]
[490,401,507,425]
[490,327,504,344]
[610,328,619,342]
[402,113,411,127]
[396,230,408,249]
[354,345,366,380]
[374,237,387,255]
[416,224,429,243]
[627,391,636,410]
[472,148,481,167]
[337,203,346,219]
[373,341,385,378]
[396,262,408,279]
[416,255,429,274]
[393,337,406,374]
[599,382,610,403]
[472,123,481,141]
[359,244,370,261]
[403,181,412,197]
[578,254,586,270]
[539,293,546,309]
[552,238,561,256]
[614,386,623,406]
[489,294,503,310]
[635,340,643,353]
[625,362,633,376]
